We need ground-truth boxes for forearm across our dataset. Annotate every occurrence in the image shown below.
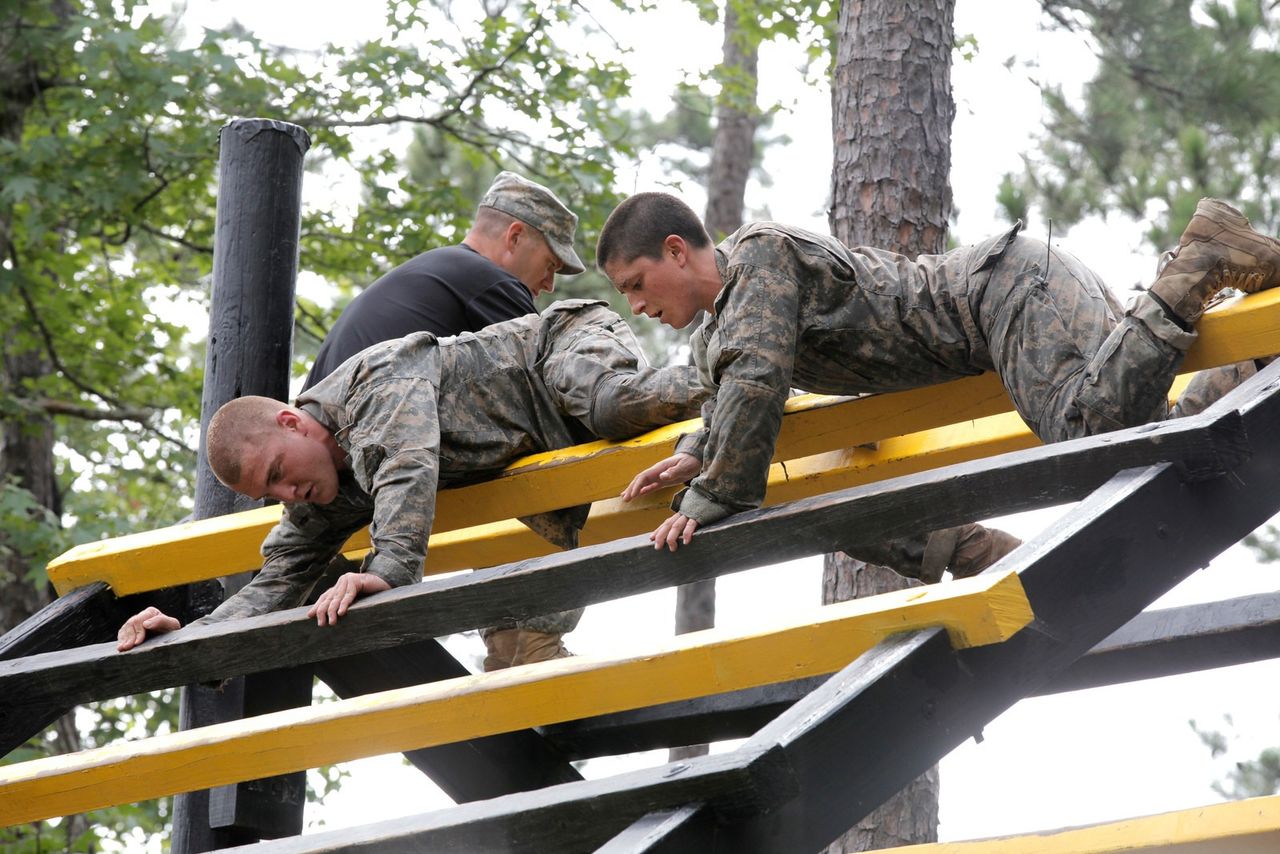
[678,377,785,524]
[363,449,440,588]
[589,364,710,440]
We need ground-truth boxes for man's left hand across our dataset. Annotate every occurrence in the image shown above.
[307,572,392,626]
[651,511,699,551]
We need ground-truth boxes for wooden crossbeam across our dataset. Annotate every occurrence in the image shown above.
[705,363,1280,852]
[543,589,1280,759]
[873,794,1280,853]
[43,289,1280,596]
[0,571,1031,826]
[0,402,1244,731]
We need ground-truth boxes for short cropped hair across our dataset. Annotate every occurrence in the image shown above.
[596,192,712,269]
[206,395,284,487]
[472,205,521,240]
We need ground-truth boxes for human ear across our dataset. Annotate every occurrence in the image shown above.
[276,409,301,431]
[664,235,686,264]
[505,220,526,251]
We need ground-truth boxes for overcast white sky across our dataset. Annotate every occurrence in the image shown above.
[132,0,1280,847]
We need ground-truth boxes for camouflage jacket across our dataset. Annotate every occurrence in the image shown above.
[201,300,706,623]
[674,222,1009,525]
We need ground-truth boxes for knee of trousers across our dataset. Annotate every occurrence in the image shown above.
[1045,317,1181,443]
[516,607,584,635]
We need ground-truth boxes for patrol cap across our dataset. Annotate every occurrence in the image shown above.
[480,171,585,275]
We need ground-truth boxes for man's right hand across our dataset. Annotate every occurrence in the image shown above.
[621,452,701,502]
[117,606,181,651]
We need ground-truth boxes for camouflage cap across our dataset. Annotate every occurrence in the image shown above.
[480,171,585,275]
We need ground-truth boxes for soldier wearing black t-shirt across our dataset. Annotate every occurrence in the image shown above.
[304,172,586,391]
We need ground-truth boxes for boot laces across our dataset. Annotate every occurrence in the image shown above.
[1215,265,1266,293]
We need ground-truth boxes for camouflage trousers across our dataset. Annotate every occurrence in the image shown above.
[848,233,1261,582]
[479,608,583,639]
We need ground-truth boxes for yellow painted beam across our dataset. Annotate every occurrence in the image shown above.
[46,289,1280,596]
[0,570,1032,826]
[874,793,1280,853]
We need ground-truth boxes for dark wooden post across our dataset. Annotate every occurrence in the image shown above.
[171,117,311,853]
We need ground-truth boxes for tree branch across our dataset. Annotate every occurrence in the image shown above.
[136,223,213,254]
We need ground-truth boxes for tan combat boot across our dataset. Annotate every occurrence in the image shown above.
[482,628,520,672]
[482,628,572,670]
[1149,198,1280,325]
[948,524,1022,579]
[921,523,1022,582]
[511,630,572,666]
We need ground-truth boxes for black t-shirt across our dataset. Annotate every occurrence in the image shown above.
[303,244,536,390]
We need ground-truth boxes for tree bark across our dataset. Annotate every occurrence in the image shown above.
[703,2,760,242]
[825,0,956,849]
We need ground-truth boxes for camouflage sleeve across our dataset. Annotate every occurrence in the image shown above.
[345,377,442,589]
[678,263,799,525]
[672,393,716,459]
[542,313,710,440]
[191,502,366,625]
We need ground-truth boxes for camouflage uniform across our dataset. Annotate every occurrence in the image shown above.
[674,221,1247,531]
[198,300,707,635]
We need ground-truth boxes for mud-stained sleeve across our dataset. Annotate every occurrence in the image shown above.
[677,264,799,525]
[345,377,442,589]
[543,316,710,440]
[192,502,368,625]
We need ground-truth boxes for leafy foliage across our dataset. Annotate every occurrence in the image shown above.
[1192,714,1280,799]
[1003,0,1280,245]
[2,0,640,845]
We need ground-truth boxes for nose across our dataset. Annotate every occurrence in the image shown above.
[626,293,645,316]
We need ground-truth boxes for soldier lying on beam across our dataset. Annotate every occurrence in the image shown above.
[601,194,1276,563]
[117,300,707,664]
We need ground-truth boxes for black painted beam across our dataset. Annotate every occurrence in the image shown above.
[711,374,1280,851]
[219,362,1280,853]
[224,746,793,853]
[542,589,1280,759]
[0,401,1249,728]
[595,804,713,854]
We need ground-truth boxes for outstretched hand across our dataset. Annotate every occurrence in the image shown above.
[117,606,181,651]
[307,572,392,626]
[651,511,700,551]
[621,452,701,503]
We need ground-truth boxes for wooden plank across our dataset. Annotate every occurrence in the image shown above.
[596,804,713,854]
[314,640,585,802]
[1045,588,1280,695]
[711,363,1280,851]
[543,590,1280,760]
[127,362,1280,854]
[227,747,790,854]
[0,570,1031,826]
[0,401,1246,730]
[873,793,1280,853]
[43,287,1280,597]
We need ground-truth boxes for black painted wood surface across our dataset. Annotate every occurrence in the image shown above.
[0,401,1249,724]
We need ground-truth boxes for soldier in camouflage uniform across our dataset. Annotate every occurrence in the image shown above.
[599,193,1280,568]
[116,300,708,663]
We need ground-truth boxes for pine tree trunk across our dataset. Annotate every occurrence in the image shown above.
[825,0,956,848]
[703,2,760,242]
[670,1,761,764]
